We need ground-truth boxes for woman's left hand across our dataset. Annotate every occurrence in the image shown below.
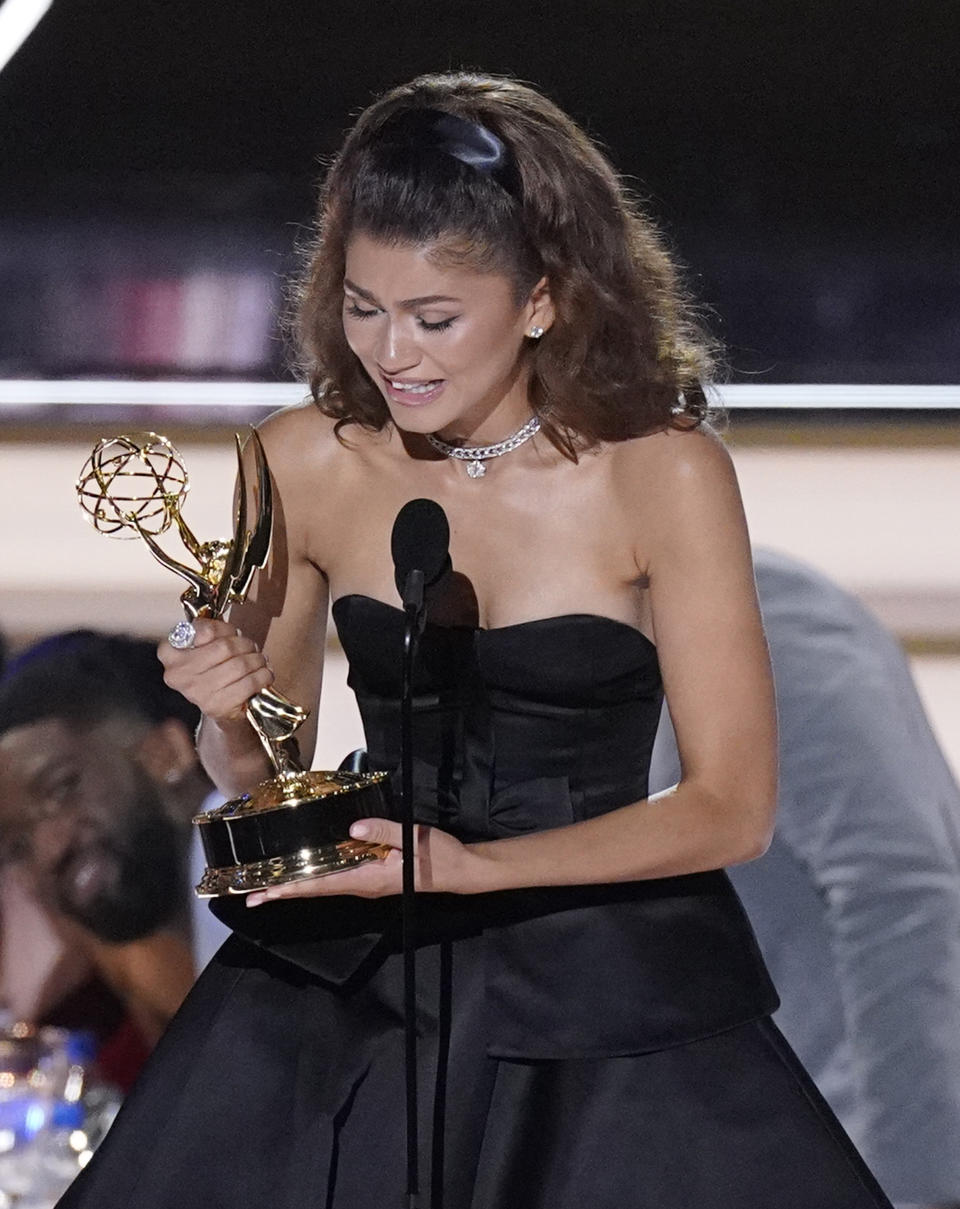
[245,818,478,906]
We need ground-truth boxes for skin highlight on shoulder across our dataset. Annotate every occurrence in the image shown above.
[610,422,736,502]
[257,398,406,482]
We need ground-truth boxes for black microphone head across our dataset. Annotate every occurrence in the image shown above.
[391,499,451,598]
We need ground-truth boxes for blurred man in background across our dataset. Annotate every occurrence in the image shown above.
[651,549,960,1209]
[0,631,224,1089]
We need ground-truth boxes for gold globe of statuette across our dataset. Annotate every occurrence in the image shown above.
[76,432,189,540]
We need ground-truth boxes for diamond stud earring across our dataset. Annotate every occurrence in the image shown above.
[527,326,545,339]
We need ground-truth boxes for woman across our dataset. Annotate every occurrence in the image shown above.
[60,73,893,1208]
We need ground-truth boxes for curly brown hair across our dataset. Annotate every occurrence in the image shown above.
[293,72,718,459]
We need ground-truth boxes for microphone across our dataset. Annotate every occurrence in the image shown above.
[390,498,450,1207]
[391,498,451,615]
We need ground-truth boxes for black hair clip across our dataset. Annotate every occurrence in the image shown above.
[379,108,521,200]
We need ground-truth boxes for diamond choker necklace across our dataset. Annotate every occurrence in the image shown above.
[425,415,541,478]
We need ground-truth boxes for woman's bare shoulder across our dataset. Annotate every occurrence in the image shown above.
[604,424,747,578]
[254,402,384,482]
[610,422,736,501]
[256,401,340,463]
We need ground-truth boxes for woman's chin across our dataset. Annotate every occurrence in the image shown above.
[386,401,452,435]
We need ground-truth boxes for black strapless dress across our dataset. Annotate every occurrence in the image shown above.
[59,597,893,1209]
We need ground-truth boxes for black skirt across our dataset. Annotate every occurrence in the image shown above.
[58,929,892,1209]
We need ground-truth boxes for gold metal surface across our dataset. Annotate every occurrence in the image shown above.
[76,429,388,895]
[195,838,391,897]
[193,770,390,822]
[76,430,268,619]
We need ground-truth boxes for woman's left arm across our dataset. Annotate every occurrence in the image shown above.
[247,426,777,905]
[462,425,778,891]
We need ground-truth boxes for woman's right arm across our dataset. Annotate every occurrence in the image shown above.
[159,417,331,797]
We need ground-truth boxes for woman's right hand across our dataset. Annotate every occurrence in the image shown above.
[158,618,274,723]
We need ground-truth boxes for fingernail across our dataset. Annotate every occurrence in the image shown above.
[350,822,369,839]
[247,893,265,907]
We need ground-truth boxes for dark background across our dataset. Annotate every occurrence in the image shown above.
[1,0,957,382]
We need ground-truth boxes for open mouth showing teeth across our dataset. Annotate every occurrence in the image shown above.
[387,380,442,394]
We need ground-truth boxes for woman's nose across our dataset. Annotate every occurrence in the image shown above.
[375,320,421,373]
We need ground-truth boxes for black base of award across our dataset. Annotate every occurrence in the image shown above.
[192,769,391,896]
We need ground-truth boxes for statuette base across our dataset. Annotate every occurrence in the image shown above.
[193,769,392,897]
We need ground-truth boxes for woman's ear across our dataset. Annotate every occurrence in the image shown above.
[135,719,198,787]
[524,276,555,338]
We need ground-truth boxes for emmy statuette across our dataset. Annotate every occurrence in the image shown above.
[76,431,390,897]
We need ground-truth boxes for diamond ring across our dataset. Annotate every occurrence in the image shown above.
[167,619,197,650]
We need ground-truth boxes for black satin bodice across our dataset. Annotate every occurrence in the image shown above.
[334,594,663,840]
[216,593,778,1059]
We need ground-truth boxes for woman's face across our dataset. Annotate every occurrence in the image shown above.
[342,233,547,441]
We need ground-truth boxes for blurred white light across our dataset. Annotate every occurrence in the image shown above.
[0,380,958,411]
[0,0,54,75]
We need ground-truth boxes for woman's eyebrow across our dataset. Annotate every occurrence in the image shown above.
[343,279,461,308]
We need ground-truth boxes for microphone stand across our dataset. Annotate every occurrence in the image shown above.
[400,567,425,1209]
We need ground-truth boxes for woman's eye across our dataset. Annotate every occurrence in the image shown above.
[418,316,457,332]
[344,301,379,320]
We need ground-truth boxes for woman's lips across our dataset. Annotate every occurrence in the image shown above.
[381,376,446,406]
